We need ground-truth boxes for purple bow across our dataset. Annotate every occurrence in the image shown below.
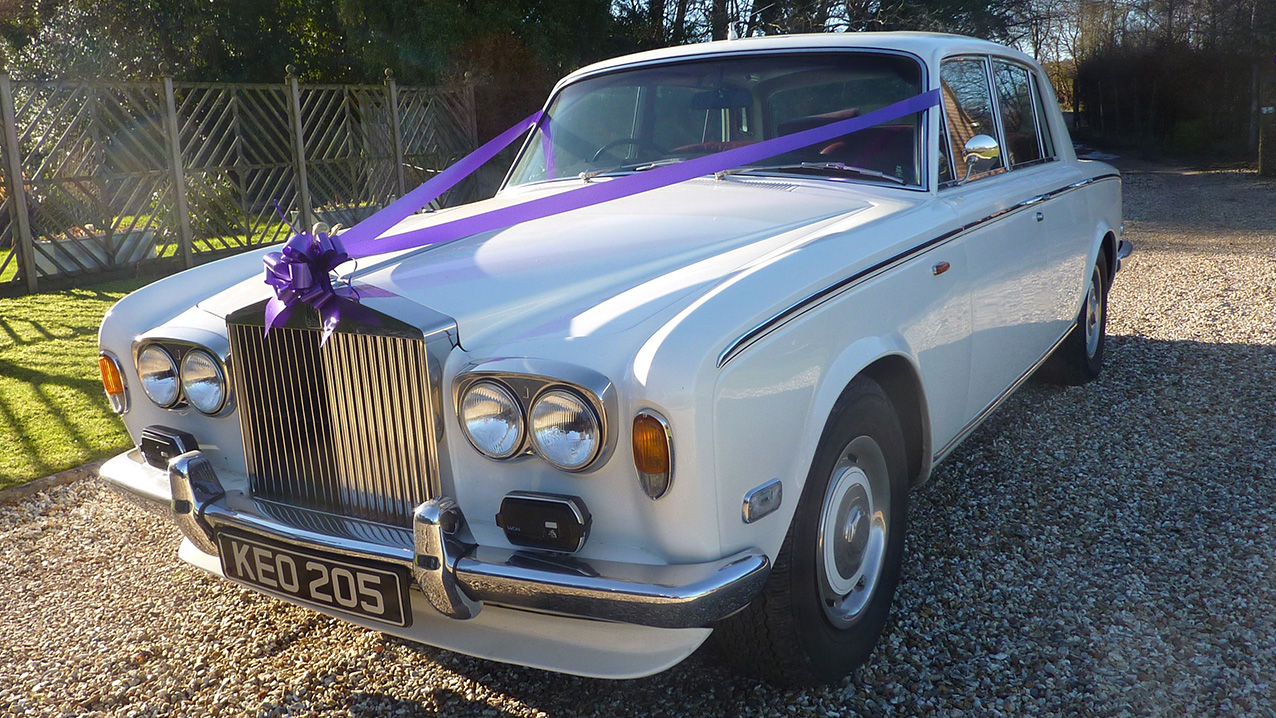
[263,229,362,344]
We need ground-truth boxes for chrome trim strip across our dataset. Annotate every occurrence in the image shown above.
[931,327,1073,463]
[161,450,769,629]
[716,173,1121,368]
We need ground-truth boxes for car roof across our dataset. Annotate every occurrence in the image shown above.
[556,32,1037,90]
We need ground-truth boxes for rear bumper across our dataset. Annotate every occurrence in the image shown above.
[98,449,769,631]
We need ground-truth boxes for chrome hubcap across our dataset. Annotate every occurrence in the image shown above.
[1084,267,1103,357]
[817,435,890,628]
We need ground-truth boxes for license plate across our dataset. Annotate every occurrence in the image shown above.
[216,530,411,627]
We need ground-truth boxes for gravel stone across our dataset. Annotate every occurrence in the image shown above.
[2,166,1275,717]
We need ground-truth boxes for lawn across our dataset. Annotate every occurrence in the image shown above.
[0,278,147,490]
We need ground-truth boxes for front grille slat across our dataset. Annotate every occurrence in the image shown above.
[229,319,435,528]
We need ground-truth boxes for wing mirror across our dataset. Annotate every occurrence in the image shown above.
[961,134,1000,182]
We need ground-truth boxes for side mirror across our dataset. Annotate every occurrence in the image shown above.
[961,134,1000,182]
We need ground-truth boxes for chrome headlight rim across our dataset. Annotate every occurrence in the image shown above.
[452,360,616,473]
[459,379,527,460]
[529,387,603,473]
[136,344,181,408]
[180,347,228,415]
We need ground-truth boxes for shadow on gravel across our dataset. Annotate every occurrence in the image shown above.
[370,333,1276,717]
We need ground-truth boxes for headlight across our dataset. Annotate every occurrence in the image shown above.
[180,349,226,414]
[530,389,601,471]
[460,381,525,459]
[137,345,180,407]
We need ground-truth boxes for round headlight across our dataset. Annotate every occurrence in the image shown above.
[460,381,525,459]
[530,389,600,471]
[137,345,180,407]
[181,349,226,414]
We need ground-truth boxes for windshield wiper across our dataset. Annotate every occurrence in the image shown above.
[717,162,907,185]
[580,158,685,182]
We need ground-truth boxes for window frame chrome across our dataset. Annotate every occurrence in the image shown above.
[989,57,1056,171]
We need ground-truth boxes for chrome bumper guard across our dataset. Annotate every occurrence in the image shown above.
[1115,238,1133,274]
[148,451,769,629]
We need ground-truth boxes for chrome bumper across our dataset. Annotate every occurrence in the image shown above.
[1115,238,1133,274]
[101,450,770,630]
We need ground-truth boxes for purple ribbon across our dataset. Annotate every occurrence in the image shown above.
[262,229,376,344]
[264,89,940,338]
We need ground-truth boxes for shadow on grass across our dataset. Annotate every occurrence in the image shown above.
[0,279,145,488]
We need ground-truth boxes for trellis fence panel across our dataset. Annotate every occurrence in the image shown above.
[0,71,477,296]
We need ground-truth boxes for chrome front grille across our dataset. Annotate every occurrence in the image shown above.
[227,320,437,528]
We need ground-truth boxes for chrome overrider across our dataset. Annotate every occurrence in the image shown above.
[145,451,771,629]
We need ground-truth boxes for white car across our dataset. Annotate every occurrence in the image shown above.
[97,31,1126,686]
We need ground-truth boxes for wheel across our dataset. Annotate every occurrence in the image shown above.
[713,377,909,686]
[1038,255,1108,385]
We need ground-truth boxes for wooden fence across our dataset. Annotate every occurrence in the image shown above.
[0,68,478,295]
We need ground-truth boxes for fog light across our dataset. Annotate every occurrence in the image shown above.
[98,353,128,414]
[632,411,672,499]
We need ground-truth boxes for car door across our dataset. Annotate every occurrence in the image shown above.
[938,55,1060,419]
[990,58,1090,338]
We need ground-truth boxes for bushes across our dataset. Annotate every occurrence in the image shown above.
[1074,44,1256,153]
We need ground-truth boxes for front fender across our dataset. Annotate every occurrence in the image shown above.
[712,330,922,562]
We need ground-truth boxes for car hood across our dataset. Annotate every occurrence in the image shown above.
[199,178,913,346]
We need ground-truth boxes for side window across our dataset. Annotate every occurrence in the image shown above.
[940,57,1002,182]
[1032,74,1057,159]
[993,61,1044,168]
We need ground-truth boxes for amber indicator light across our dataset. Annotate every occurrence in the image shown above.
[633,412,673,499]
[632,415,668,474]
[99,355,124,395]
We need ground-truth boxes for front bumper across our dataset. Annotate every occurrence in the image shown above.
[99,450,769,630]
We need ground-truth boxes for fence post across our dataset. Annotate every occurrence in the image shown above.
[160,67,194,268]
[385,69,407,198]
[0,72,37,294]
[285,65,313,232]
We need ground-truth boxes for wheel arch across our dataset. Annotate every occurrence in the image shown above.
[856,355,932,488]
[1099,229,1117,287]
[713,334,936,560]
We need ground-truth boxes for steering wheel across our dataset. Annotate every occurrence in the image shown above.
[590,137,669,164]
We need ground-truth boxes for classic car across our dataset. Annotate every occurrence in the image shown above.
[96,31,1127,686]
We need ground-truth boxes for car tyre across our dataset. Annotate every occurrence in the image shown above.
[712,377,909,687]
[1039,255,1109,385]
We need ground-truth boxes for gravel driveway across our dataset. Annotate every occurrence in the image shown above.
[3,166,1275,717]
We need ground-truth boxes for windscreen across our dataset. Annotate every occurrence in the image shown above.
[507,52,926,188]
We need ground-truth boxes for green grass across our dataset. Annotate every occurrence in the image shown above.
[0,278,147,490]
